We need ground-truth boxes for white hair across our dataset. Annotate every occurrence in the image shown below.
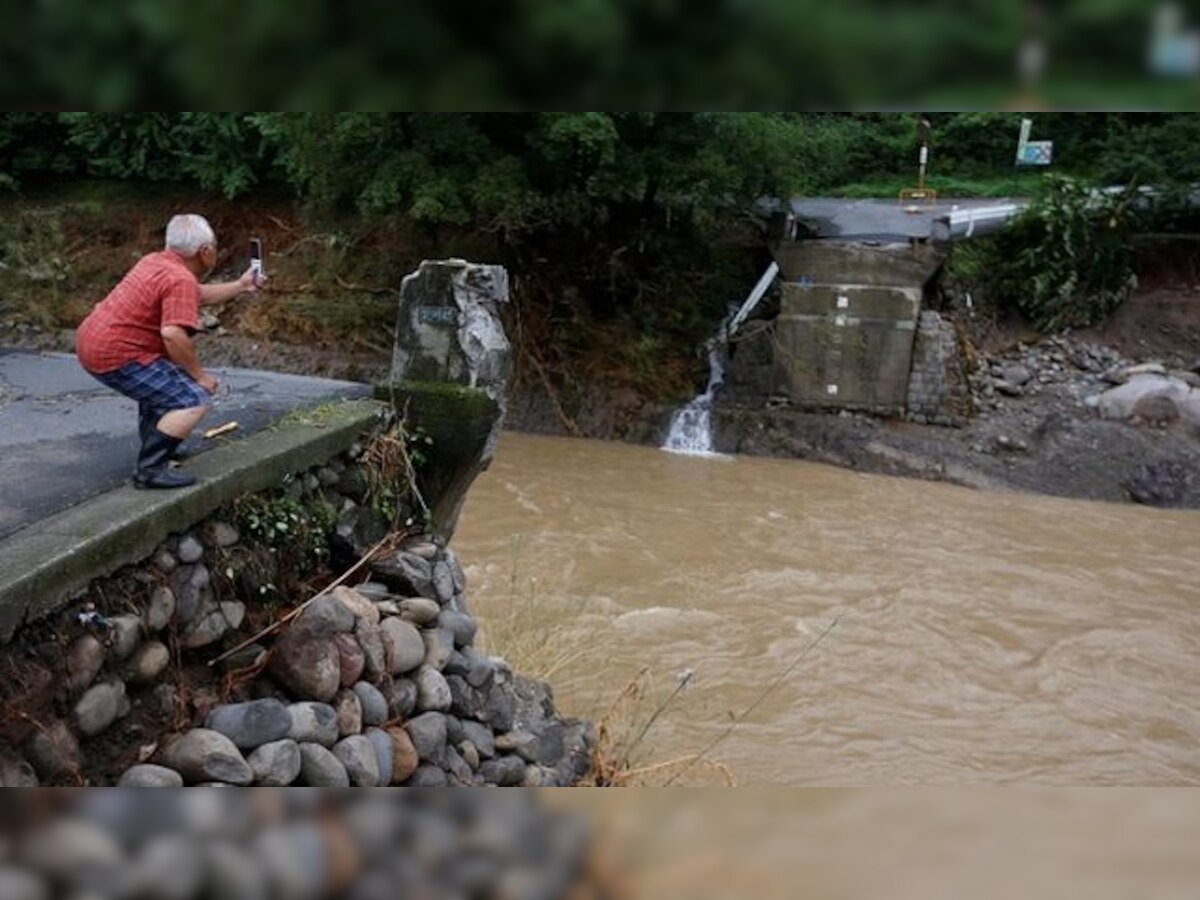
[164,214,216,257]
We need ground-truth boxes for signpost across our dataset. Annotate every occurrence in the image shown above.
[900,114,937,210]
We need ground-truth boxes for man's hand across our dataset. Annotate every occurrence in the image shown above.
[197,371,220,395]
[238,266,266,292]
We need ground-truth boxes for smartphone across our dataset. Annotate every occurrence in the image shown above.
[249,238,264,285]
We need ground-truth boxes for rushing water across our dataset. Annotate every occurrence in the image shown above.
[454,432,1200,785]
[661,328,727,455]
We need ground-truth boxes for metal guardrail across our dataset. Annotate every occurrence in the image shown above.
[931,202,1028,243]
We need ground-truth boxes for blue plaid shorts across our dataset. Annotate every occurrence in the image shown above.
[90,358,210,414]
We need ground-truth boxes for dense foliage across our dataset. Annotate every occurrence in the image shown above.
[4,112,1199,347]
[7,113,1200,206]
[976,176,1139,331]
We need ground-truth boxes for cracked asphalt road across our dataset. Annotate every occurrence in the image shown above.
[0,349,372,541]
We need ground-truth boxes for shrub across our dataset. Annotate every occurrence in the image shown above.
[986,175,1137,331]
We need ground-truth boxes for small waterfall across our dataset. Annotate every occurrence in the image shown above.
[662,323,729,456]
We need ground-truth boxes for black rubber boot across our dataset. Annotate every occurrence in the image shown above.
[133,429,197,490]
[139,404,191,462]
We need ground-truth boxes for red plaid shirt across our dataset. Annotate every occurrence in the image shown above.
[76,250,200,374]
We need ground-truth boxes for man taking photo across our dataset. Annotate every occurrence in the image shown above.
[76,213,262,489]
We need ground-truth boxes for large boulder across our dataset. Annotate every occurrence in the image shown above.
[270,626,341,702]
[1091,374,1200,430]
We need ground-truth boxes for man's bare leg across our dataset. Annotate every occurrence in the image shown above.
[157,405,208,440]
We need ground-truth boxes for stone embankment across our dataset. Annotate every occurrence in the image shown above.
[0,792,599,897]
[0,450,592,787]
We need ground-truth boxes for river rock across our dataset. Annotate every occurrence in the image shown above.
[208,521,240,548]
[181,601,245,649]
[438,610,477,647]
[74,680,129,736]
[444,547,467,593]
[380,617,425,673]
[398,597,441,626]
[371,551,434,598]
[153,548,178,573]
[334,633,366,687]
[131,835,206,900]
[479,754,526,786]
[415,666,452,712]
[330,586,380,625]
[66,634,105,694]
[206,699,292,750]
[444,714,464,746]
[385,678,418,719]
[271,628,341,701]
[118,764,184,788]
[297,595,355,634]
[287,702,340,747]
[353,681,388,726]
[127,641,170,684]
[462,648,497,688]
[447,674,481,720]
[461,720,496,759]
[441,744,472,785]
[404,537,439,559]
[1128,458,1195,508]
[144,586,176,632]
[177,534,204,564]
[406,764,448,786]
[364,728,392,786]
[404,712,447,763]
[354,582,391,602]
[170,564,208,624]
[422,627,455,670]
[334,688,363,736]
[333,735,379,787]
[355,621,387,680]
[298,742,349,786]
[386,727,420,784]
[481,683,516,733]
[0,868,47,900]
[160,729,253,785]
[23,719,80,781]
[459,740,480,771]
[495,730,541,763]
[522,765,551,787]
[247,739,302,786]
[431,562,455,604]
[109,614,142,659]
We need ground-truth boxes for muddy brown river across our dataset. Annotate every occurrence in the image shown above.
[454,432,1200,785]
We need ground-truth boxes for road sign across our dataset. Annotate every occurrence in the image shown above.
[1015,118,1053,167]
[1017,141,1053,166]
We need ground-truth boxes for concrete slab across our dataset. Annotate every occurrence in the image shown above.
[0,350,374,541]
[789,197,1027,242]
[0,398,386,641]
